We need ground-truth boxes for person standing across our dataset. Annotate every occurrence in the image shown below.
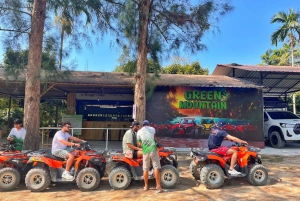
[137,120,165,193]
[123,121,143,158]
[7,119,26,151]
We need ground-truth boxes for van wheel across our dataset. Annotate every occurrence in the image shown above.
[0,167,21,191]
[269,131,285,148]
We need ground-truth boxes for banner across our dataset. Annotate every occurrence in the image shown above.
[62,115,83,135]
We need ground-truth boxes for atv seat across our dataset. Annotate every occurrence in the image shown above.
[208,151,226,158]
[44,150,66,161]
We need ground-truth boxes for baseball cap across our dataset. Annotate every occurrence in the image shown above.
[14,119,22,125]
[143,120,150,125]
[130,121,140,128]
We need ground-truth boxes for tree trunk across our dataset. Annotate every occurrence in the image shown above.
[23,0,47,151]
[59,26,64,70]
[134,0,151,124]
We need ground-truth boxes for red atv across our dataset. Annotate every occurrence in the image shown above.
[170,118,198,138]
[25,142,106,192]
[107,143,179,190]
[0,141,45,191]
[189,143,268,189]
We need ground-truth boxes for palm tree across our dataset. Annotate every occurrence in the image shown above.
[50,0,110,70]
[271,8,300,66]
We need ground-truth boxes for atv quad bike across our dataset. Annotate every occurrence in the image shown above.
[25,141,106,192]
[0,141,46,191]
[190,143,268,189]
[107,143,179,190]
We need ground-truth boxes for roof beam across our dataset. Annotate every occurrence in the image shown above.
[40,83,56,98]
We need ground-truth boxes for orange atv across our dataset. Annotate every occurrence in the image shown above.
[190,142,268,189]
[0,142,45,191]
[107,143,179,190]
[25,141,106,192]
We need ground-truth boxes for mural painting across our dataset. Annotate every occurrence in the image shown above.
[146,86,264,147]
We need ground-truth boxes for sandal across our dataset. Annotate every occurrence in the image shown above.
[155,189,166,194]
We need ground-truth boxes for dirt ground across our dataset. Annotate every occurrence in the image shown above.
[1,154,300,201]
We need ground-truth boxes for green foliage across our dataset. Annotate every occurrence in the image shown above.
[271,8,300,46]
[162,61,209,75]
[117,0,234,63]
[287,91,300,112]
[260,43,300,66]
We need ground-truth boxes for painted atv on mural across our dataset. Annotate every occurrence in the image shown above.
[169,118,202,138]
[200,118,216,134]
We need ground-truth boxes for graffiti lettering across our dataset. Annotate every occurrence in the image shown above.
[179,101,227,109]
[184,90,222,100]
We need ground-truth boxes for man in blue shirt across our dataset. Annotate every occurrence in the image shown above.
[208,122,248,176]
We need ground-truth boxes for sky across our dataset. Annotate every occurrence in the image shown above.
[1,0,299,74]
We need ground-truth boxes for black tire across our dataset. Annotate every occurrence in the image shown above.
[25,167,51,192]
[171,130,176,138]
[189,160,206,180]
[200,164,225,189]
[191,129,195,138]
[247,164,268,186]
[160,165,179,189]
[109,166,131,190]
[76,168,100,191]
[0,167,21,191]
[269,131,285,148]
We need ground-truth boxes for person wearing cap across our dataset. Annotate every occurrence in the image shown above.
[122,121,143,159]
[208,121,248,176]
[7,119,27,151]
[137,120,164,193]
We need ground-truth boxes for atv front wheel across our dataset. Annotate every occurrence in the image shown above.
[189,160,205,180]
[0,167,21,191]
[247,164,268,186]
[109,166,131,190]
[200,164,224,189]
[25,167,51,192]
[269,131,285,148]
[76,167,100,191]
[160,165,179,189]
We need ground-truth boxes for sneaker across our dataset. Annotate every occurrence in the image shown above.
[228,169,241,175]
[62,171,73,180]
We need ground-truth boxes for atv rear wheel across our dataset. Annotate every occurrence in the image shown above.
[247,164,268,186]
[25,167,51,192]
[269,131,285,148]
[160,165,179,189]
[76,167,100,191]
[109,166,131,190]
[200,164,224,189]
[0,167,21,191]
[189,160,205,180]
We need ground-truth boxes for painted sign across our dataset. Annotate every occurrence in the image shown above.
[146,86,264,148]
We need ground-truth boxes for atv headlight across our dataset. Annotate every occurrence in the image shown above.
[280,123,295,128]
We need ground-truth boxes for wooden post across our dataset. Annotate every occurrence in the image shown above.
[67,92,76,115]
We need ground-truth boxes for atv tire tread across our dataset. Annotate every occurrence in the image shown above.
[0,167,21,191]
[200,164,225,189]
[109,166,131,190]
[189,160,205,180]
[76,167,101,191]
[247,164,268,186]
[160,165,179,189]
[25,167,51,192]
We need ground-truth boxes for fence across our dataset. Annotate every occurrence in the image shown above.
[40,127,128,150]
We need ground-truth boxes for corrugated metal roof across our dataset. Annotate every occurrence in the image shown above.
[0,69,263,99]
[212,64,300,97]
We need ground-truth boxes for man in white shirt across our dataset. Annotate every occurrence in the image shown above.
[7,119,26,151]
[51,122,85,180]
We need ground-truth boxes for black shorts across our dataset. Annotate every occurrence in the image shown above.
[133,150,138,159]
